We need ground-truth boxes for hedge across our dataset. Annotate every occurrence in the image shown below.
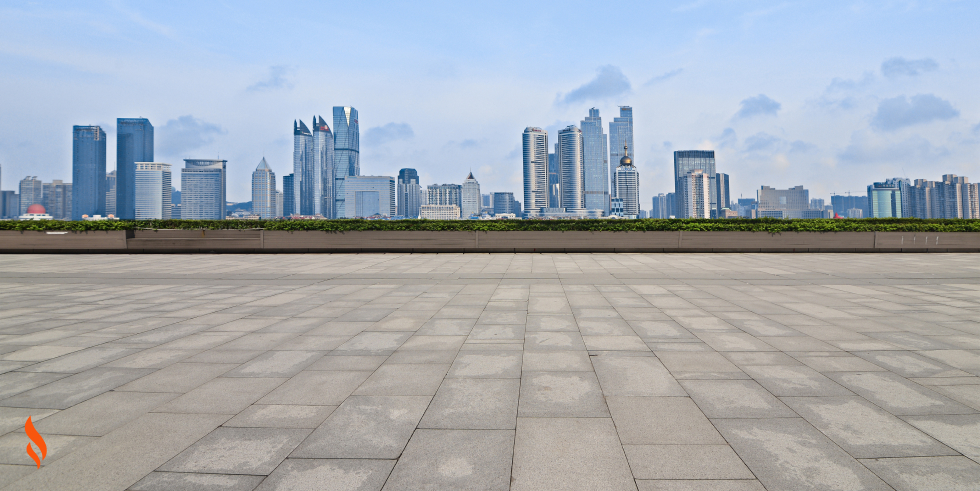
[2,218,980,233]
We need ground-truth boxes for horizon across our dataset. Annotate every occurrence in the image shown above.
[1,1,977,205]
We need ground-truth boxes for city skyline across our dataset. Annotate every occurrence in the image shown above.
[0,2,976,207]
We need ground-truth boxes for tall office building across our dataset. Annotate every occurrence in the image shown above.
[275,191,284,218]
[548,150,560,208]
[105,171,117,216]
[882,178,912,218]
[116,118,153,219]
[715,173,730,215]
[0,191,17,219]
[427,184,461,206]
[830,194,869,218]
[679,170,711,219]
[609,106,633,197]
[867,181,904,218]
[581,108,610,213]
[397,168,421,218]
[558,125,585,211]
[181,159,226,219]
[757,186,810,218]
[522,127,549,216]
[42,180,71,219]
[344,176,396,218]
[282,174,295,217]
[72,125,106,220]
[493,192,516,215]
[293,120,313,215]
[613,143,639,217]
[333,106,360,218]
[461,172,481,217]
[19,176,43,215]
[673,151,716,218]
[252,157,277,219]
[312,116,334,217]
[134,163,172,219]
[651,193,674,219]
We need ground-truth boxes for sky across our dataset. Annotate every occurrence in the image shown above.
[0,0,978,207]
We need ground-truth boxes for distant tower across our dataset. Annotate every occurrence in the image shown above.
[581,108,609,213]
[293,120,313,215]
[72,125,106,220]
[614,142,640,217]
[461,172,481,217]
[181,159,226,219]
[312,116,334,217]
[333,106,360,218]
[397,168,421,218]
[116,118,154,219]
[522,127,549,216]
[673,151,716,218]
[134,162,172,219]
[252,157,277,219]
[105,170,117,216]
[608,107,633,198]
[558,125,585,211]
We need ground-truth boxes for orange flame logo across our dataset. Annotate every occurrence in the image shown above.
[25,417,46,468]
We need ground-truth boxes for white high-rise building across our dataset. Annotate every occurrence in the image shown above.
[613,143,639,217]
[609,106,633,197]
[558,125,585,212]
[134,162,172,219]
[680,169,711,219]
[181,159,226,220]
[522,127,549,217]
[461,172,481,218]
[312,116,334,217]
[343,176,396,218]
[581,108,609,213]
[251,157,277,219]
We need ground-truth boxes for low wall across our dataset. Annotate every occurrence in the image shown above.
[2,230,979,253]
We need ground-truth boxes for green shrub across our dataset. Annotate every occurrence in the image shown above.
[2,218,980,233]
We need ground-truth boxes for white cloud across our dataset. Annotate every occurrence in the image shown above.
[870,94,959,131]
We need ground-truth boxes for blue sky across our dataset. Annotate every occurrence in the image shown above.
[1,0,977,205]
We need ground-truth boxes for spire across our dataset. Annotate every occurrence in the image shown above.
[619,141,633,167]
[466,171,475,180]
[256,157,271,171]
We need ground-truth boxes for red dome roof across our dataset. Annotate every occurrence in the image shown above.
[26,204,46,214]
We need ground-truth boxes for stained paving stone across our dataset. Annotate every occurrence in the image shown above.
[4,253,980,490]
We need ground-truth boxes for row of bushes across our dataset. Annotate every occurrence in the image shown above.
[3,218,980,233]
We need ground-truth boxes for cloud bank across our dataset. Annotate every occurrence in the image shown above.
[734,94,781,119]
[158,115,226,157]
[871,94,958,131]
[558,65,631,104]
[880,57,938,78]
[365,123,414,145]
[247,66,295,92]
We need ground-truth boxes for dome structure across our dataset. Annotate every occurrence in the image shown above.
[26,204,46,214]
[619,143,633,167]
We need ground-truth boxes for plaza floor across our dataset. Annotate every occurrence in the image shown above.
[1,253,980,490]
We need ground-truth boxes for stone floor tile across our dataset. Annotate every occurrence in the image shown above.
[184,349,264,364]
[1,345,84,362]
[223,404,336,428]
[576,318,636,336]
[0,371,70,400]
[511,418,637,491]
[729,318,800,337]
[129,472,264,491]
[606,396,725,444]
[673,317,738,332]
[0,431,95,466]
[160,427,310,475]
[0,464,34,488]
[382,429,514,490]
[396,334,466,351]
[931,384,980,410]
[223,350,323,377]
[628,320,694,339]
[757,336,840,352]
[904,414,980,463]
[827,371,976,415]
[635,480,766,491]
[307,355,387,371]
[656,351,742,374]
[332,331,413,354]
[353,363,449,396]
[623,444,754,479]
[524,315,578,332]
[290,395,430,459]
[117,362,237,393]
[782,396,957,458]
[741,364,853,396]
[680,379,796,418]
[694,333,776,352]
[722,351,801,366]
[272,335,350,351]
[519,372,609,417]
[853,350,971,378]
[592,354,687,396]
[254,459,394,491]
[34,391,177,436]
[154,377,285,414]
[447,351,522,378]
[18,346,139,373]
[258,371,372,405]
[104,348,199,369]
[419,378,519,429]
[467,324,525,341]
[860,456,980,491]
[0,367,153,409]
[796,355,886,372]
[0,407,57,435]
[714,418,892,491]
[582,335,649,351]
[416,318,476,335]
[524,331,586,350]
[522,350,593,372]
[920,349,980,375]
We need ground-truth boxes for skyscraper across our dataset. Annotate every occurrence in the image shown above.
[614,143,639,217]
[680,170,711,219]
[397,168,421,218]
[105,171,117,217]
[134,163,172,219]
[609,106,633,197]
[558,125,585,212]
[522,127,549,216]
[116,118,154,219]
[333,106,360,218]
[581,108,609,213]
[673,151,716,218]
[181,159,226,219]
[493,192,516,215]
[293,120,313,215]
[427,184,461,206]
[42,181,71,219]
[867,182,903,218]
[548,150,560,208]
[715,173,730,216]
[344,176,396,218]
[651,193,674,219]
[312,116,334,217]
[252,158,277,219]
[461,172,481,218]
[283,174,295,217]
[72,125,106,220]
[19,176,42,215]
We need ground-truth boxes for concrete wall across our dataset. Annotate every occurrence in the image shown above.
[2,229,979,253]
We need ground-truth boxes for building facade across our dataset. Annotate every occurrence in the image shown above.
[134,163,172,219]
[333,106,360,218]
[313,116,334,218]
[0,191,18,219]
[397,168,421,218]
[673,151,716,218]
[608,106,633,198]
[283,174,295,217]
[42,180,71,220]
[420,204,460,220]
[252,158,277,219]
[293,120,313,215]
[19,176,43,215]
[181,159,226,219]
[427,184,461,206]
[715,172,730,217]
[651,193,674,219]
[867,181,903,218]
[757,185,810,218]
[548,151,560,208]
[522,127,549,216]
[71,125,106,220]
[558,125,585,211]
[344,176,396,218]
[831,195,869,218]
[461,172,481,217]
[105,170,117,216]
[581,108,609,213]
[116,118,154,219]
[679,170,711,219]
[613,143,639,217]
[493,192,516,215]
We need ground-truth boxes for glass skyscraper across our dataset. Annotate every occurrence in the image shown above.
[397,168,421,218]
[673,150,716,218]
[293,120,313,215]
[548,150,560,208]
[134,163,172,219]
[344,176,396,218]
[558,125,585,211]
[116,118,154,219]
[715,172,731,215]
[581,108,609,213]
[312,116,334,217]
[608,107,633,198]
[181,159,226,219]
[19,176,43,215]
[252,157,277,219]
[333,106,360,218]
[105,171,117,216]
[283,174,295,217]
[522,127,548,216]
[71,125,106,220]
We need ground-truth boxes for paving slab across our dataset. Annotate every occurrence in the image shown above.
[606,396,725,444]
[129,472,265,491]
[382,429,514,490]
[160,427,310,475]
[827,371,976,415]
[254,459,394,491]
[680,379,796,418]
[860,456,980,491]
[518,371,609,417]
[419,378,519,429]
[624,444,754,479]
